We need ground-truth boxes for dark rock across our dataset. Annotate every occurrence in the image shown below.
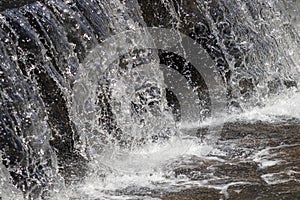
[161,187,224,200]
[0,0,37,12]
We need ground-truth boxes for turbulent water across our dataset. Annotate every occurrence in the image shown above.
[0,0,300,199]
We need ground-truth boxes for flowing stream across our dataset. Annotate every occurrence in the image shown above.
[0,0,300,199]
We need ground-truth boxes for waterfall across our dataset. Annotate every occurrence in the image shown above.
[0,0,299,199]
[139,0,300,108]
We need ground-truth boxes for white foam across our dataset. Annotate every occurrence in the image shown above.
[180,89,300,132]
[250,144,299,169]
[0,155,24,200]
[261,170,300,185]
[62,136,215,199]
[245,90,300,120]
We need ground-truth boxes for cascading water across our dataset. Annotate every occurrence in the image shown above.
[0,0,299,199]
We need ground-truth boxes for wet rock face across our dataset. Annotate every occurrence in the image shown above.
[0,0,37,12]
[0,0,110,194]
[0,0,298,197]
[0,0,228,189]
[138,0,231,83]
[0,0,248,190]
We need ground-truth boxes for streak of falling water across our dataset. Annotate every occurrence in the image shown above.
[160,0,300,108]
[0,0,300,199]
[66,0,300,199]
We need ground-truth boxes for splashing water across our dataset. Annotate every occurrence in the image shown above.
[0,0,300,199]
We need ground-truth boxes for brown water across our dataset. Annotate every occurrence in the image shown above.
[111,119,300,200]
[161,120,300,199]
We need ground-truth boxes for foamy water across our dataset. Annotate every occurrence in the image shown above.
[1,1,299,199]
[48,88,300,200]
[180,88,300,131]
[54,136,213,199]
